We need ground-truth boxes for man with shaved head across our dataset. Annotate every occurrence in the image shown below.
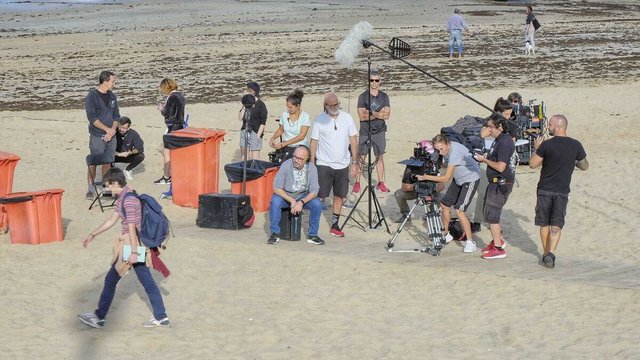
[529,114,588,268]
[310,92,359,237]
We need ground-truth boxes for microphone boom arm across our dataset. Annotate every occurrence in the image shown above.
[364,39,513,123]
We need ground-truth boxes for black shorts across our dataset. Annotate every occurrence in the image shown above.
[441,179,479,212]
[167,123,184,133]
[317,165,349,199]
[483,182,513,224]
[534,190,569,228]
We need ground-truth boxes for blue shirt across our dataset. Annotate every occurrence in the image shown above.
[447,14,468,31]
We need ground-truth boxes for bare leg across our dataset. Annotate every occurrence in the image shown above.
[376,154,385,183]
[489,223,503,246]
[440,203,451,235]
[547,226,562,253]
[332,196,343,215]
[87,165,97,186]
[539,226,550,254]
[101,163,111,177]
[250,150,261,160]
[456,208,473,241]
[356,154,366,184]
[162,148,171,178]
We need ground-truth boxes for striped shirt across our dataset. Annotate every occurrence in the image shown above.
[115,187,142,234]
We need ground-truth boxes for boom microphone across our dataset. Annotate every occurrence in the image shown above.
[335,21,373,68]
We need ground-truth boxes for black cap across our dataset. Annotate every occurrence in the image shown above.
[247,82,260,97]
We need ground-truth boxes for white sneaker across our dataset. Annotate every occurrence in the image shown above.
[463,240,477,253]
[124,170,133,180]
[444,233,454,244]
[142,317,170,327]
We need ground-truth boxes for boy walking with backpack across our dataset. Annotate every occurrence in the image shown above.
[78,168,170,328]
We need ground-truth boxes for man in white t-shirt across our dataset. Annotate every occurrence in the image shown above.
[310,92,359,237]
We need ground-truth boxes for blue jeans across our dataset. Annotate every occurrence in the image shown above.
[449,30,463,55]
[95,263,167,321]
[269,192,322,237]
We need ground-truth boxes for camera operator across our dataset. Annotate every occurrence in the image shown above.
[473,114,516,260]
[416,135,480,253]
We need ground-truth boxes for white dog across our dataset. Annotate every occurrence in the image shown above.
[525,40,535,55]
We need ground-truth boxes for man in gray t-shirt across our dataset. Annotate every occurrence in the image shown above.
[417,136,480,253]
[267,145,325,246]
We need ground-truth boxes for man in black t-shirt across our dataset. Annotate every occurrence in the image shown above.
[530,114,588,268]
[473,115,515,260]
[114,116,145,181]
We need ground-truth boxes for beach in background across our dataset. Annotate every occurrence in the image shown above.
[1,1,640,359]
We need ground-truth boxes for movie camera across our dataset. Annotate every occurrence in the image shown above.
[386,141,447,255]
[512,98,548,164]
[405,144,442,198]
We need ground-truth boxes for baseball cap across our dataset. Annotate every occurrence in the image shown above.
[247,82,260,97]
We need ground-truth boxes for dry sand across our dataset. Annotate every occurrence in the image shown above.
[1,0,640,359]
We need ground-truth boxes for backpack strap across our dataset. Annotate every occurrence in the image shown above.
[120,191,138,221]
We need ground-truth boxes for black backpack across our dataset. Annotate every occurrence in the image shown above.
[440,126,484,152]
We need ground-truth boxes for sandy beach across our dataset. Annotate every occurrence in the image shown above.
[1,0,640,359]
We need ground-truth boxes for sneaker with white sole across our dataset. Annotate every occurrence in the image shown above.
[463,240,477,253]
[142,317,171,327]
[124,170,133,181]
[482,247,506,259]
[306,235,325,245]
[267,233,279,245]
[78,312,104,328]
[330,227,345,237]
[154,176,171,185]
[481,238,507,254]
[443,232,454,244]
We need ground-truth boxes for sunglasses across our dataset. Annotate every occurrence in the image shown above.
[370,79,380,83]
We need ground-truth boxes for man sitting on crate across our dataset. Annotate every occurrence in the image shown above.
[267,145,324,246]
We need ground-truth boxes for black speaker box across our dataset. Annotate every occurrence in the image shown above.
[196,193,252,230]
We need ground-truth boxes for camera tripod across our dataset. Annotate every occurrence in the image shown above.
[385,192,446,256]
[340,56,390,234]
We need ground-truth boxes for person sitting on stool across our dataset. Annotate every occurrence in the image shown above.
[114,116,145,181]
[267,145,324,246]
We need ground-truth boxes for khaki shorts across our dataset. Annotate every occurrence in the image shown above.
[239,129,263,151]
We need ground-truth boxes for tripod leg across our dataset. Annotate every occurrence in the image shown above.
[340,186,368,231]
[370,186,391,234]
[386,197,422,250]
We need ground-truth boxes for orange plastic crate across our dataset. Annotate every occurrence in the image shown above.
[0,151,21,232]
[0,189,64,244]
[168,128,226,208]
[231,167,279,212]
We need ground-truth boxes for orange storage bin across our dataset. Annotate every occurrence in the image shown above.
[230,167,279,212]
[0,151,21,232]
[164,128,226,208]
[0,189,64,244]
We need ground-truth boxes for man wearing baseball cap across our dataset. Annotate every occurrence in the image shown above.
[238,81,268,159]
